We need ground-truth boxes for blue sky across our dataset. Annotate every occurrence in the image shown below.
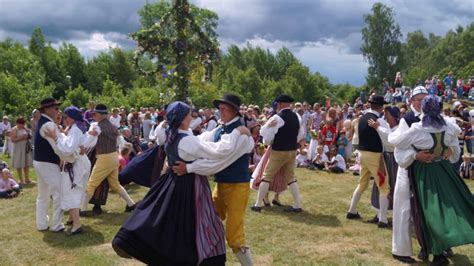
[0,0,472,86]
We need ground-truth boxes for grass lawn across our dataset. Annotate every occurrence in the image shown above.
[0,154,473,265]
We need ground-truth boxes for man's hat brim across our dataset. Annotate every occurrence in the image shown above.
[38,101,61,110]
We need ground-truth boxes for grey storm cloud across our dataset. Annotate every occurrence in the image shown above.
[0,0,472,85]
[0,0,144,45]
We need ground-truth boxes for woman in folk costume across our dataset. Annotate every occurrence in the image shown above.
[394,95,474,265]
[43,106,97,235]
[366,106,400,223]
[112,101,254,265]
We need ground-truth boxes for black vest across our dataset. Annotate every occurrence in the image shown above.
[33,115,60,165]
[358,112,383,152]
[213,118,250,183]
[272,109,300,151]
[403,111,420,127]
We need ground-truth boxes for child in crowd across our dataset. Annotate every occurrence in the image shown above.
[0,168,20,198]
[459,154,474,180]
[325,146,346,173]
[118,143,133,172]
[310,145,328,170]
[336,130,349,160]
[296,146,309,167]
[321,119,337,147]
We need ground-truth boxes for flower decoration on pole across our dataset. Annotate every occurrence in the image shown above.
[131,0,219,101]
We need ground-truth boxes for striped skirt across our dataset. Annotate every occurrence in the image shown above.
[251,146,287,193]
[371,151,398,209]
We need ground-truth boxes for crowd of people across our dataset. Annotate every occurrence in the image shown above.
[0,70,473,265]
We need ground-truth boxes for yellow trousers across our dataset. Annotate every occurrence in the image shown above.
[262,150,297,183]
[212,182,250,253]
[86,152,122,195]
[358,150,389,194]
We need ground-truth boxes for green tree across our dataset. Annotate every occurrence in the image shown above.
[58,42,87,88]
[361,3,402,88]
[61,85,92,108]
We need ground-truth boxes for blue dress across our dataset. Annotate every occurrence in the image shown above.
[112,133,226,265]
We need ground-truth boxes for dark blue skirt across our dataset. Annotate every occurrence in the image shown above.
[112,171,225,265]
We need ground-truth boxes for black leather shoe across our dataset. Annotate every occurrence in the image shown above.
[125,204,136,212]
[377,221,391,228]
[418,249,429,261]
[250,206,262,212]
[442,248,454,258]
[92,205,103,215]
[262,198,271,207]
[284,207,302,213]
[69,227,83,236]
[272,199,283,206]
[346,212,362,219]
[431,255,449,266]
[365,215,379,224]
[392,254,416,264]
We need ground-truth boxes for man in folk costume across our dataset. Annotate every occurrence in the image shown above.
[251,94,305,213]
[34,97,65,232]
[210,94,254,265]
[174,93,254,265]
[346,95,390,228]
[388,86,434,263]
[81,104,136,213]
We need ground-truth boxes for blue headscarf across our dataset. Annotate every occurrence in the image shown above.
[421,95,446,129]
[165,101,191,145]
[64,106,88,133]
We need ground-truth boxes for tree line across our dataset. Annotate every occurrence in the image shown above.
[1,1,472,118]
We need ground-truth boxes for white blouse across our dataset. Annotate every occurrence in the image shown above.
[390,119,460,168]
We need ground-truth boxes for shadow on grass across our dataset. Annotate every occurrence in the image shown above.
[450,253,472,265]
[82,211,131,226]
[259,206,342,227]
[41,225,104,248]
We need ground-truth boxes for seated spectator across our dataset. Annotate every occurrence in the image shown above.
[296,146,309,167]
[459,153,474,180]
[309,145,328,170]
[118,143,133,173]
[0,168,20,198]
[325,146,346,173]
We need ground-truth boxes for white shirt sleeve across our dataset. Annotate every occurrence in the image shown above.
[185,135,255,176]
[56,127,82,156]
[154,121,167,145]
[260,115,284,145]
[388,118,409,146]
[394,146,416,168]
[178,129,242,161]
[198,127,219,142]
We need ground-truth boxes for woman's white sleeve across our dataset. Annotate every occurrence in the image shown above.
[56,130,80,156]
[185,135,255,176]
[179,129,242,160]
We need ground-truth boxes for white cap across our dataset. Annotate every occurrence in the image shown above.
[411,86,428,98]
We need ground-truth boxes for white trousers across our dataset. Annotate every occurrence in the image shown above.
[34,160,64,231]
[391,167,413,256]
